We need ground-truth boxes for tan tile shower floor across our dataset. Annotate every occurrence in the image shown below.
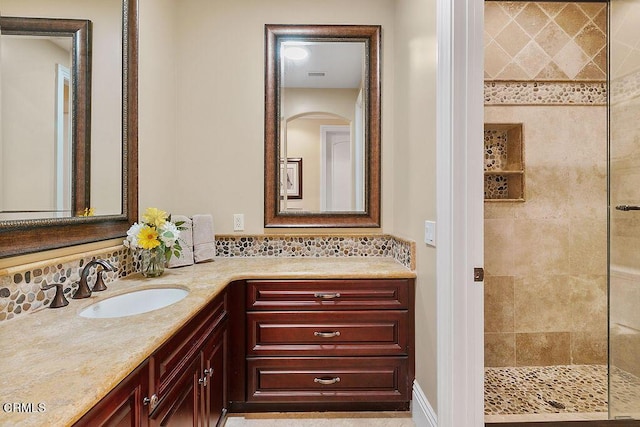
[485,364,640,422]
[484,365,609,417]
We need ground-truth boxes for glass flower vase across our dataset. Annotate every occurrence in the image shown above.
[140,248,165,278]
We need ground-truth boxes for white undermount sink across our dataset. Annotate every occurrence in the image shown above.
[79,288,189,319]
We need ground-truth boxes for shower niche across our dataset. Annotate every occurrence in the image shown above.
[484,123,524,202]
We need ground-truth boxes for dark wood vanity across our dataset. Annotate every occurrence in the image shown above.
[73,278,415,426]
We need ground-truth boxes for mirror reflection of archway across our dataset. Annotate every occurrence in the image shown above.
[282,111,364,213]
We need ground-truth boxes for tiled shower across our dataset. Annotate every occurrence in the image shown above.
[483,1,610,420]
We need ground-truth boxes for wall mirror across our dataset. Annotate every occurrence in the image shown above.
[264,25,381,228]
[0,16,91,221]
[0,0,138,258]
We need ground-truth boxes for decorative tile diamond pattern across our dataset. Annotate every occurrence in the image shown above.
[485,2,606,81]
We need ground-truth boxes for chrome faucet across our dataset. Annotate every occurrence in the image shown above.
[72,259,116,299]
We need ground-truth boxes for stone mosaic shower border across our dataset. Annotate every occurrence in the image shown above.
[485,81,606,105]
[0,234,415,322]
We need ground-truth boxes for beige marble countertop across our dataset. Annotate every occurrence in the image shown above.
[0,257,414,427]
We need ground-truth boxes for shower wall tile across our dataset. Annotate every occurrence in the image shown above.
[514,275,573,333]
[485,1,606,81]
[484,219,516,276]
[609,268,640,331]
[513,167,570,219]
[569,275,607,333]
[610,330,640,378]
[485,332,516,367]
[485,276,515,333]
[572,331,607,364]
[610,0,640,79]
[484,104,607,367]
[516,332,571,366]
[511,219,570,276]
[484,3,607,369]
[568,220,607,276]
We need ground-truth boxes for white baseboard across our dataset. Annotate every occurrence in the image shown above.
[412,380,437,427]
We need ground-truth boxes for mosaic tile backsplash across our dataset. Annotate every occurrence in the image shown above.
[215,234,414,269]
[0,247,134,322]
[0,234,414,322]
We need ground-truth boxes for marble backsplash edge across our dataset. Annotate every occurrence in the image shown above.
[0,234,415,322]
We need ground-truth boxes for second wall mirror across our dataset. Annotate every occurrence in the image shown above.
[264,24,381,228]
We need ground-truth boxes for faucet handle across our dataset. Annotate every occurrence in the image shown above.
[92,270,108,292]
[41,283,69,309]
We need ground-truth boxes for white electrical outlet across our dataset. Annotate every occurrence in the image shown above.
[233,214,244,231]
[424,220,436,246]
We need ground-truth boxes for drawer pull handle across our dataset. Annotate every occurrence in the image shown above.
[314,292,341,299]
[314,331,341,338]
[314,377,341,385]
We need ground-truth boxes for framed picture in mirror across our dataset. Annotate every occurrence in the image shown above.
[280,158,302,200]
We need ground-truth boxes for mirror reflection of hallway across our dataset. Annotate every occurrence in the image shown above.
[321,125,352,211]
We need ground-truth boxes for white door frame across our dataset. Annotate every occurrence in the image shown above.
[435,0,485,424]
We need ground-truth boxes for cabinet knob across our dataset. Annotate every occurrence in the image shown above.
[314,292,341,299]
[143,394,158,409]
[314,377,340,385]
[199,376,208,387]
[313,331,341,338]
[204,368,214,377]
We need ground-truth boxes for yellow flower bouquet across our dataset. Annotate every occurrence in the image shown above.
[124,207,185,277]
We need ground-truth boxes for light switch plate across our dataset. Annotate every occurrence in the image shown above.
[424,220,436,246]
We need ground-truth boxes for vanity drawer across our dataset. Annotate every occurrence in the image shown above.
[246,357,409,402]
[247,311,408,356]
[246,279,410,311]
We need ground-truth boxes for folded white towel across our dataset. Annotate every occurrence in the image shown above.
[167,215,194,268]
[192,214,216,263]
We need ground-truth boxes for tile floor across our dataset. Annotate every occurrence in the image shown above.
[484,364,640,423]
[224,412,415,427]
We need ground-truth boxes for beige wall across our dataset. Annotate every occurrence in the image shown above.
[393,0,438,407]
[282,88,359,122]
[138,0,396,234]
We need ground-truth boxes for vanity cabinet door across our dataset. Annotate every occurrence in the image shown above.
[74,362,149,427]
[151,294,227,403]
[148,292,229,427]
[148,355,202,427]
[202,323,228,427]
